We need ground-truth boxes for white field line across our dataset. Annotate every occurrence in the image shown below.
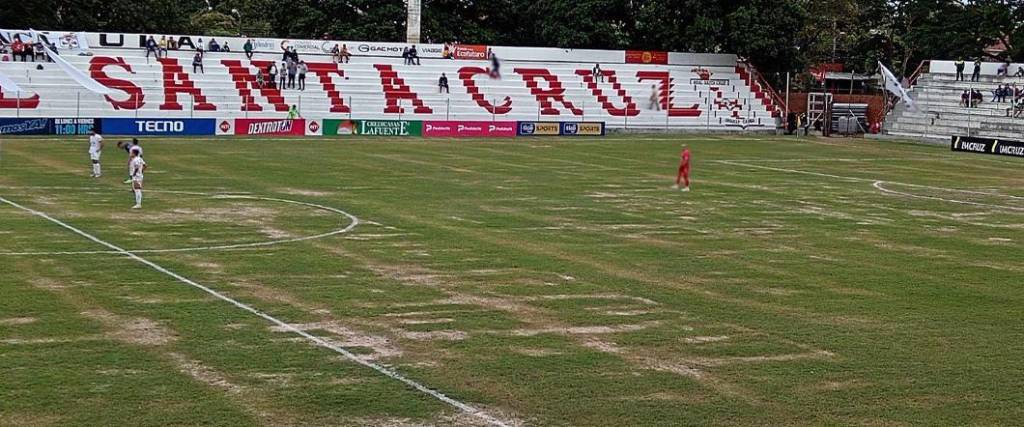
[872,181,1024,212]
[0,194,358,256]
[0,196,511,427]
[716,160,1024,199]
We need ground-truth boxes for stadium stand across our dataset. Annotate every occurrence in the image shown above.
[886,60,1024,140]
[0,30,780,132]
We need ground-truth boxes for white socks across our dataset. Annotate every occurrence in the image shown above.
[92,163,101,176]
[134,189,142,206]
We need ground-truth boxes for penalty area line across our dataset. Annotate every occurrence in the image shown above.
[0,196,512,427]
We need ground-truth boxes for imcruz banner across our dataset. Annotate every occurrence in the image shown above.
[234,118,305,136]
[952,136,1024,158]
[100,118,216,135]
[0,118,51,135]
[423,121,517,138]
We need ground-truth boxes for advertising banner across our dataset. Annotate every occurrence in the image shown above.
[626,50,668,65]
[356,120,422,136]
[216,118,234,136]
[52,118,95,135]
[322,119,358,136]
[517,122,561,136]
[305,118,323,136]
[454,44,489,60]
[0,118,51,135]
[99,118,215,136]
[234,118,305,136]
[952,136,1024,158]
[424,121,516,138]
[559,122,606,136]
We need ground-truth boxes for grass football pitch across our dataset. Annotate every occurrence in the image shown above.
[1,134,1022,426]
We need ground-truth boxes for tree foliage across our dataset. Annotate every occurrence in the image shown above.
[2,0,1021,76]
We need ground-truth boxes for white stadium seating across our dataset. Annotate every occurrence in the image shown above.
[0,30,781,134]
[886,60,1024,140]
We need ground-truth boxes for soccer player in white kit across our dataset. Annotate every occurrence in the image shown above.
[128,150,147,209]
[118,138,143,184]
[88,130,103,177]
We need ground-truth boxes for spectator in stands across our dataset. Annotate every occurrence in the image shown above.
[23,39,35,62]
[33,39,46,61]
[402,47,411,65]
[1008,94,1024,117]
[145,36,158,60]
[287,104,300,119]
[971,58,982,82]
[158,36,168,58]
[438,73,449,93]
[993,85,1008,103]
[286,59,297,89]
[208,39,220,52]
[244,39,254,60]
[297,61,307,91]
[409,45,420,65]
[997,61,1009,77]
[255,69,265,88]
[1015,66,1024,78]
[168,36,178,50]
[267,63,278,88]
[222,42,231,52]
[489,51,501,78]
[331,44,341,63]
[649,85,661,111]
[960,90,970,107]
[11,36,27,62]
[340,44,351,63]
[442,43,453,60]
[970,89,983,107]
[593,63,604,82]
[192,51,204,74]
[954,58,965,81]
[196,38,205,56]
[279,60,288,89]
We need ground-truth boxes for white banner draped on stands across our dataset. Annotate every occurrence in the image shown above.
[0,69,23,93]
[31,29,112,95]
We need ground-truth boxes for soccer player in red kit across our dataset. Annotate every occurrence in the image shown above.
[673,146,691,192]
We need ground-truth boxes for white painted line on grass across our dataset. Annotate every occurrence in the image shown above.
[0,194,357,256]
[0,196,512,427]
[872,181,1024,212]
[717,160,1024,199]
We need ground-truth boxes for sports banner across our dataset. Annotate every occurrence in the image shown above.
[99,118,215,135]
[952,136,1024,158]
[559,122,606,136]
[423,121,516,138]
[322,119,422,136]
[322,119,358,136]
[517,121,561,136]
[305,118,323,136]
[234,118,305,136]
[626,50,668,65]
[215,118,234,136]
[0,118,51,135]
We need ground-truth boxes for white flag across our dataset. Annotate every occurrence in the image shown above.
[879,61,917,112]
[31,29,112,95]
[0,70,23,93]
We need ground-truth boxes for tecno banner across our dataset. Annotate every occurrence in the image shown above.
[423,121,517,138]
[952,136,1024,158]
[234,118,306,136]
[454,44,489,60]
[99,118,216,136]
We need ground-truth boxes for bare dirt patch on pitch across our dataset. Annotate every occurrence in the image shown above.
[80,309,177,346]
[0,317,38,326]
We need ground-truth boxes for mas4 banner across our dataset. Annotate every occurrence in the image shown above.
[0,118,51,135]
[423,121,516,138]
